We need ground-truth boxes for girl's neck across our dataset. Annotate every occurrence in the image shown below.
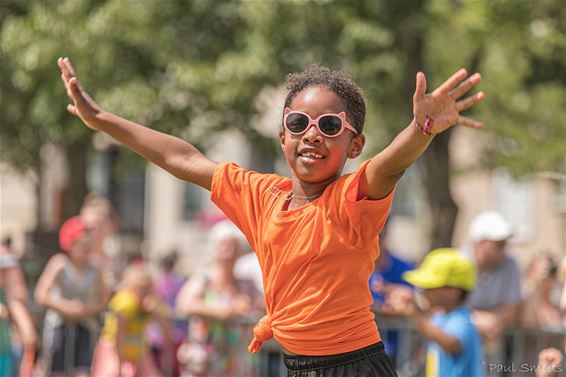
[288,174,339,206]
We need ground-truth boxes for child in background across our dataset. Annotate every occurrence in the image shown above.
[147,252,187,377]
[391,248,485,377]
[35,217,108,377]
[58,55,484,376]
[0,237,37,377]
[91,264,171,377]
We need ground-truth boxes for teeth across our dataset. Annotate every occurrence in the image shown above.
[301,152,323,159]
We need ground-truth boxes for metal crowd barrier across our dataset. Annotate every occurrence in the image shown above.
[49,316,564,377]
[256,319,565,377]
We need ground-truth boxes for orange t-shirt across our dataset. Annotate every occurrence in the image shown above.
[211,160,394,356]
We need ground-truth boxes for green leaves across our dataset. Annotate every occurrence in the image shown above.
[1,0,564,179]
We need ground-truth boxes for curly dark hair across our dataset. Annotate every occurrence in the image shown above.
[283,65,366,134]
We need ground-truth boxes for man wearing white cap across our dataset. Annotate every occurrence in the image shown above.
[465,211,522,342]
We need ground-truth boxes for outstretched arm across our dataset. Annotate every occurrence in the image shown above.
[58,57,217,189]
[361,69,484,199]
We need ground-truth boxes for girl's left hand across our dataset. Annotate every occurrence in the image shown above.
[413,69,485,134]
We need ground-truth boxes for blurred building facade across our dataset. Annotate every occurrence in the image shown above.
[0,162,37,256]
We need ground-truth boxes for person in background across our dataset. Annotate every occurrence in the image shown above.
[80,193,123,291]
[464,211,521,343]
[233,245,264,297]
[176,221,258,377]
[559,256,566,352]
[0,237,37,377]
[535,348,563,377]
[34,217,109,377]
[91,264,171,377]
[368,221,414,364]
[522,253,562,329]
[370,221,415,308]
[559,256,566,312]
[147,251,187,377]
[391,248,485,377]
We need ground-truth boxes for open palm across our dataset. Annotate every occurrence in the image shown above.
[413,69,485,134]
[57,57,103,130]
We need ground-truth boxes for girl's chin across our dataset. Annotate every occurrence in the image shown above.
[293,167,339,184]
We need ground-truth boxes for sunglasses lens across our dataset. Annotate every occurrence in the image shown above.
[285,113,309,134]
[319,115,343,136]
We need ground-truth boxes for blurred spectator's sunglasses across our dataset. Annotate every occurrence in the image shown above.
[284,108,358,138]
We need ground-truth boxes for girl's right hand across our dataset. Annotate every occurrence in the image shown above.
[57,57,103,130]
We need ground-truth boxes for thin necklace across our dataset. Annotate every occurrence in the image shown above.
[283,176,339,202]
[285,192,323,201]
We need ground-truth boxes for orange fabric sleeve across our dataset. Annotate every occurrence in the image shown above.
[333,160,395,251]
[210,162,285,252]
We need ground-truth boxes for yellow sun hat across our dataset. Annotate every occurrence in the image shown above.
[403,248,476,291]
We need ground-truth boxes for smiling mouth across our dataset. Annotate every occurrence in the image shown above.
[298,151,325,159]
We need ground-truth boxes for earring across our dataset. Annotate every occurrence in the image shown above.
[281,145,285,152]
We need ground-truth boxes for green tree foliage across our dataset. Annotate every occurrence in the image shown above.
[427,0,566,177]
[1,0,564,242]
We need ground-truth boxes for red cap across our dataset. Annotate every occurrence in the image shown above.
[59,216,85,252]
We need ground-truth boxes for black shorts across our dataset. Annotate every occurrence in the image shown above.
[284,342,398,377]
[45,323,94,373]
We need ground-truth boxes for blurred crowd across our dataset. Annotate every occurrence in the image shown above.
[1,194,264,377]
[1,195,565,377]
[370,211,565,377]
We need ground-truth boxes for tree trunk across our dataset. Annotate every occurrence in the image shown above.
[62,139,90,221]
[421,130,458,249]
[403,0,458,250]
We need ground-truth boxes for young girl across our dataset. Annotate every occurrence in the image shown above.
[35,217,108,377]
[91,264,171,377]
[147,251,186,377]
[58,57,484,376]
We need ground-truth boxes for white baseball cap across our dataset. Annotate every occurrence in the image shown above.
[469,211,513,242]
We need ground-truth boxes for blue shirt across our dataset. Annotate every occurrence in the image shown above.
[427,306,485,377]
[370,252,414,305]
[370,252,414,359]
